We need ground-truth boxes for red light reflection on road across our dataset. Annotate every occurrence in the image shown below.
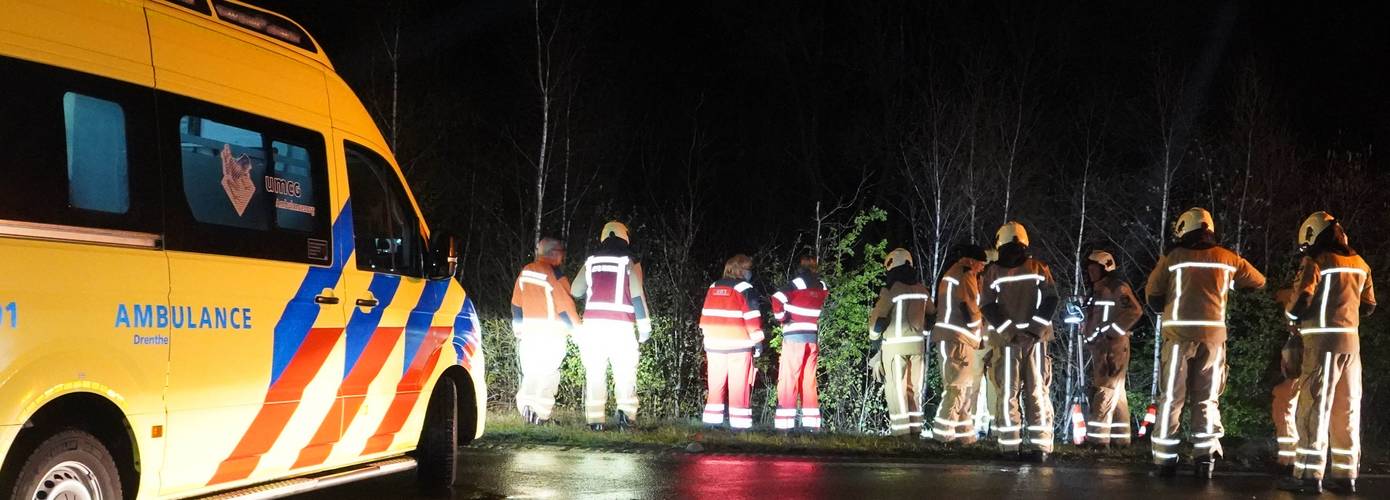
[676,455,824,500]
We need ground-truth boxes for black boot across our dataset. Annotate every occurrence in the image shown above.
[1194,456,1216,479]
[589,423,605,432]
[1153,462,1178,478]
[522,406,537,425]
[1325,478,1357,494]
[1022,450,1049,463]
[1276,476,1322,494]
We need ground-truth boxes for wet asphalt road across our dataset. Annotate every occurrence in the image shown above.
[303,446,1381,499]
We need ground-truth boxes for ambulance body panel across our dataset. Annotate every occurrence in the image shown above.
[0,1,484,497]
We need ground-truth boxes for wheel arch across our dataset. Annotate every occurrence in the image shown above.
[0,392,140,497]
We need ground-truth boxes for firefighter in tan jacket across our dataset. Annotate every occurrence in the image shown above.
[869,248,935,436]
[510,237,580,425]
[1277,212,1375,495]
[1146,208,1266,478]
[1079,250,1143,447]
[929,244,987,444]
[981,222,1059,461]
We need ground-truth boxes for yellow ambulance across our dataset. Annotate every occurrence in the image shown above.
[0,0,486,497]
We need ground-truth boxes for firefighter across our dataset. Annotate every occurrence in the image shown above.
[981,222,1059,462]
[1270,318,1301,473]
[770,255,828,432]
[699,255,765,430]
[968,249,1000,438]
[929,244,987,444]
[570,221,653,431]
[1146,208,1266,478]
[510,237,580,425]
[1277,212,1375,494]
[869,248,935,436]
[1079,250,1143,448]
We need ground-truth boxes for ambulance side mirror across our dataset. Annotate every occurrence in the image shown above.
[426,230,462,281]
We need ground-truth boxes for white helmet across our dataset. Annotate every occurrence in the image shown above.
[995,221,1030,248]
[1173,208,1214,239]
[1086,250,1117,272]
[884,248,913,270]
[600,221,630,243]
[1298,211,1336,248]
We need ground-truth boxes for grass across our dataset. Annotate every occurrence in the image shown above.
[476,410,1287,470]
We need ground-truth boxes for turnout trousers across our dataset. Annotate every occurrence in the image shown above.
[1272,378,1300,466]
[1085,341,1132,446]
[703,350,755,429]
[931,339,978,443]
[576,321,640,425]
[515,328,569,420]
[1293,350,1361,481]
[990,341,1054,453]
[775,341,821,430]
[882,344,925,436]
[1151,339,1227,464]
[968,346,996,436]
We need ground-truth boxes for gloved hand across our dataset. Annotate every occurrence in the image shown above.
[982,303,1007,328]
[511,321,524,338]
[869,350,884,383]
[753,343,764,358]
[637,319,652,343]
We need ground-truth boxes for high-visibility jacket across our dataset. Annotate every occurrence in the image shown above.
[771,269,828,344]
[1145,246,1265,343]
[699,278,764,352]
[870,282,934,355]
[931,258,984,348]
[1282,252,1375,354]
[1081,274,1143,345]
[572,246,651,331]
[981,258,1058,345]
[510,261,579,332]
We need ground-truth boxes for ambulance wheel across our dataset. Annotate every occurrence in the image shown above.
[10,429,122,500]
[415,376,458,488]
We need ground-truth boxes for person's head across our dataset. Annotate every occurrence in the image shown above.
[600,221,630,244]
[1085,250,1117,283]
[1173,207,1215,240]
[1299,211,1353,256]
[952,243,988,273]
[723,254,754,281]
[995,221,1030,249]
[536,237,566,266]
[884,248,914,272]
[798,255,819,274]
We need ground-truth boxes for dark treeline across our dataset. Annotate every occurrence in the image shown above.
[265,1,1390,445]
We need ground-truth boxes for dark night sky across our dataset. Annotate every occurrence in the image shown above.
[255,0,1390,261]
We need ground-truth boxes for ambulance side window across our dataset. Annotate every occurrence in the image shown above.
[344,142,423,277]
[0,55,159,235]
[159,91,331,263]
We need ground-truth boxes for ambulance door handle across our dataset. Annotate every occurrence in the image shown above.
[314,295,340,305]
[356,298,379,308]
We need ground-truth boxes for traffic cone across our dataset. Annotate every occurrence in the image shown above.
[1138,404,1157,438]
[1070,403,1087,445]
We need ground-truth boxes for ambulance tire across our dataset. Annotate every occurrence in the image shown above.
[416,376,458,489]
[9,429,122,500]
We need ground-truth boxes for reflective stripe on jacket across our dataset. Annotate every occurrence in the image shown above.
[700,279,764,351]
[511,261,578,333]
[1145,246,1265,343]
[870,282,934,354]
[771,271,828,343]
[1081,275,1142,346]
[981,258,1058,344]
[572,253,650,328]
[1283,253,1375,354]
[931,259,983,348]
